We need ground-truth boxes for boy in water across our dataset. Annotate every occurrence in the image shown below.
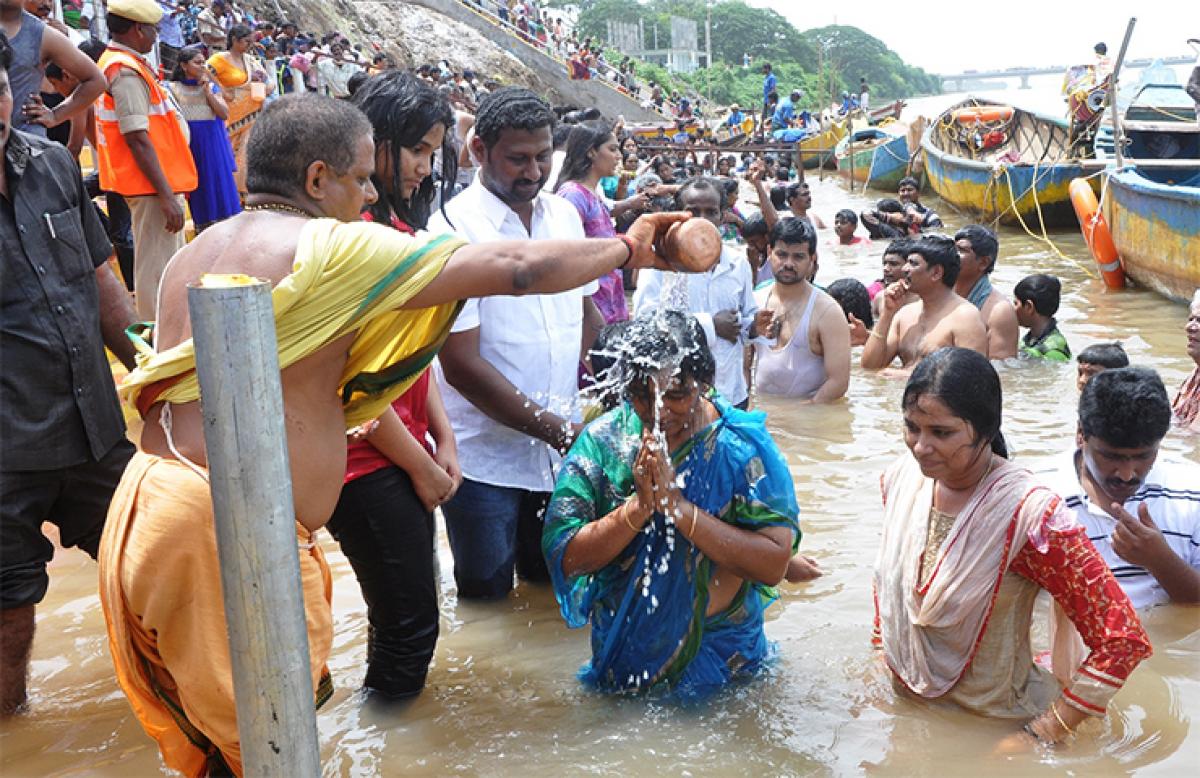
[832,208,869,246]
[1014,273,1070,362]
[1076,342,1129,392]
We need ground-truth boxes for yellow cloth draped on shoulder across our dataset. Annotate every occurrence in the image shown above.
[101,219,465,776]
[121,218,466,429]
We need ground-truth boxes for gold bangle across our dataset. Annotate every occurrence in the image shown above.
[688,502,699,539]
[868,328,885,340]
[1050,701,1075,736]
[622,501,640,533]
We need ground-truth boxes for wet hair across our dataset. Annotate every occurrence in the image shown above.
[884,237,914,259]
[554,120,614,192]
[675,176,724,211]
[351,71,457,229]
[828,278,873,329]
[769,216,817,253]
[588,320,633,410]
[769,184,787,211]
[1013,273,1061,317]
[741,211,769,239]
[876,198,904,213]
[346,70,368,96]
[904,347,1008,457]
[898,176,920,190]
[784,181,810,203]
[0,31,9,73]
[226,24,253,50]
[1095,42,1107,55]
[834,208,858,227]
[473,87,555,148]
[1078,367,1170,448]
[619,310,716,403]
[169,44,207,82]
[246,94,373,199]
[955,224,999,273]
[649,194,675,212]
[909,234,961,287]
[1077,342,1129,369]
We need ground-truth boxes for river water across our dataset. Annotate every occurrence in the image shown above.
[2,94,1198,777]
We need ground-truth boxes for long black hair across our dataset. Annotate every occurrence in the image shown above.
[351,71,457,229]
[553,120,614,193]
[903,347,1008,457]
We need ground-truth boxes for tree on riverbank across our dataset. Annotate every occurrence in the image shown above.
[551,0,939,106]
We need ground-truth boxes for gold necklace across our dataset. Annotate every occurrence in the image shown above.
[244,202,314,218]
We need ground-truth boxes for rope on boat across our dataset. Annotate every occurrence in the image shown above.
[1000,162,1100,279]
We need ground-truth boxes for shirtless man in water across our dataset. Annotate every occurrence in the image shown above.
[861,234,988,371]
[99,94,694,776]
[954,224,1019,360]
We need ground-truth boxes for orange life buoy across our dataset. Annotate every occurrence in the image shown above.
[953,105,1014,124]
[1069,178,1124,289]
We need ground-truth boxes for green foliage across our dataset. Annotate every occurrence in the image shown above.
[570,1,939,105]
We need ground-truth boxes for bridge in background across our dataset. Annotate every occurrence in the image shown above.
[939,56,1194,91]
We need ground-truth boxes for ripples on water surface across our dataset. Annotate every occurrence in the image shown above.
[2,130,1198,777]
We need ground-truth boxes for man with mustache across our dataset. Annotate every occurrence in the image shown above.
[1046,367,1200,609]
[1041,367,1200,609]
[861,234,988,372]
[430,87,604,600]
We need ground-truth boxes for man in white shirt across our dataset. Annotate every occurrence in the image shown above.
[316,41,357,98]
[1043,367,1200,609]
[430,87,603,599]
[633,177,763,408]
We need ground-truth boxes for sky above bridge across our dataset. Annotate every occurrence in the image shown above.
[751,1,1195,76]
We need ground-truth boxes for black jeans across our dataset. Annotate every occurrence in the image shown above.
[325,465,439,699]
[0,438,134,609]
[84,172,135,291]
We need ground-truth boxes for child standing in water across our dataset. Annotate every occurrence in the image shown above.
[1014,274,1071,362]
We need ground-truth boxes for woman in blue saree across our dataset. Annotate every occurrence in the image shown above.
[543,311,800,700]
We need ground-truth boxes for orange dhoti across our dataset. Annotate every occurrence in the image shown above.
[97,451,333,777]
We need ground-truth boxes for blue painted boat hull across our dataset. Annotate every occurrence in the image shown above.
[1104,168,1200,303]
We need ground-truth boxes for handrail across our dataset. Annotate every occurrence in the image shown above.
[446,0,676,119]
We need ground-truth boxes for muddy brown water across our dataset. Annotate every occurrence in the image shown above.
[3,106,1198,776]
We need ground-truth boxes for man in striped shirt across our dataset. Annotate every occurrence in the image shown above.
[1045,367,1200,609]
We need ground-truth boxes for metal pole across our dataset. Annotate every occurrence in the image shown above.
[188,278,321,778]
[705,3,713,107]
[1109,17,1137,168]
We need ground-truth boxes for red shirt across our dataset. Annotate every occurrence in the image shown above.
[343,212,434,483]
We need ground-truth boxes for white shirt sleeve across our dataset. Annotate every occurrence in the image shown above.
[632,269,662,314]
[736,255,758,340]
[451,298,481,333]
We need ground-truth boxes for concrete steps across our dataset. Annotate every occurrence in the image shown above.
[406,0,666,122]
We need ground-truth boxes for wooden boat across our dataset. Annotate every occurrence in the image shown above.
[768,120,846,169]
[1098,62,1200,302]
[628,121,712,143]
[835,121,910,190]
[921,97,1097,227]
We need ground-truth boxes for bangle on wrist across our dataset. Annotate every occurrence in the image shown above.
[687,502,699,539]
[868,328,885,340]
[622,501,640,533]
[1050,701,1075,737]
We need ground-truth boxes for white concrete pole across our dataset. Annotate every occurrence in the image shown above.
[188,277,321,777]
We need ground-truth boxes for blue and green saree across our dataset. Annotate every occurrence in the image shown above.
[543,395,799,700]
